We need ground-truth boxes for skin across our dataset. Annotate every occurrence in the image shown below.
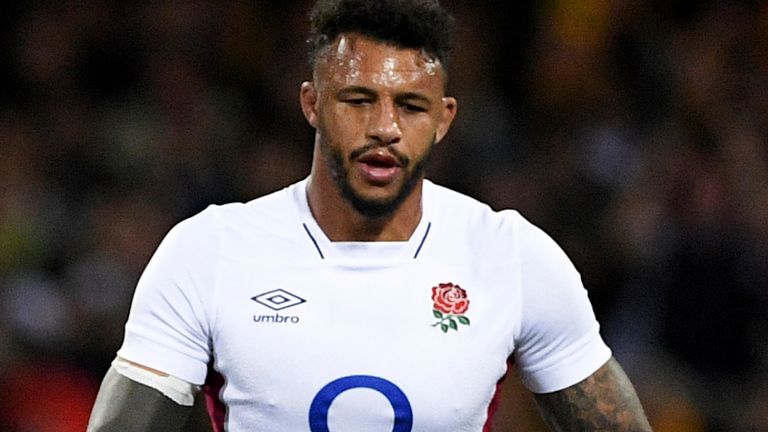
[534,357,653,431]
[88,33,651,432]
[300,33,457,241]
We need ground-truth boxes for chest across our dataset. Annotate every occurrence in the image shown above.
[209,258,517,431]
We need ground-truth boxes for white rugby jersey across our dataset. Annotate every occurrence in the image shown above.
[117,179,611,432]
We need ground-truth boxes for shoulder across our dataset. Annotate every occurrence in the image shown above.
[168,181,303,246]
[424,180,543,246]
[201,181,299,227]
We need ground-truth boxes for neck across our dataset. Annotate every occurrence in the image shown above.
[306,158,423,242]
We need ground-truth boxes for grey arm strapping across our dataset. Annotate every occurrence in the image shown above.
[87,366,194,432]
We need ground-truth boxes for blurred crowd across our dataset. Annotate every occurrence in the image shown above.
[1,0,766,431]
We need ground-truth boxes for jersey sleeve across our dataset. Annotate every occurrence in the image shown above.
[511,215,611,394]
[117,208,219,386]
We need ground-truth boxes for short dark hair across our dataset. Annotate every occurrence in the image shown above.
[307,0,455,69]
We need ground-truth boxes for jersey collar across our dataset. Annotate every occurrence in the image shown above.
[293,178,434,265]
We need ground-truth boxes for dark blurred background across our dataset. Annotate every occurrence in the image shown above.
[1,0,767,430]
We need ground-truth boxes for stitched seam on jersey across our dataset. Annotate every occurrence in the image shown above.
[412,221,431,258]
[303,223,325,259]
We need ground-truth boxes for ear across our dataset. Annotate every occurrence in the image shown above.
[300,81,319,129]
[435,96,457,144]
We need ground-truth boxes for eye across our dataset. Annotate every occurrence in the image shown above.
[344,98,371,106]
[400,103,427,113]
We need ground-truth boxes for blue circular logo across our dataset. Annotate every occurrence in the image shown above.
[308,375,413,432]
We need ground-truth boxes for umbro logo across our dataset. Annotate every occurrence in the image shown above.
[251,289,306,311]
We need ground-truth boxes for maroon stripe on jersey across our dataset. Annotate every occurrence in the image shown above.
[482,361,511,432]
[204,368,226,432]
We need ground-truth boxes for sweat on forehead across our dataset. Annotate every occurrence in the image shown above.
[313,34,443,80]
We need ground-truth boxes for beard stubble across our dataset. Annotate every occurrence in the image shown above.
[322,137,435,218]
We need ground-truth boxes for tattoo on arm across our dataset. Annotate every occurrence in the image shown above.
[533,357,653,431]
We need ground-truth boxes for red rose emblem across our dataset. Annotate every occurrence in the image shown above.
[431,283,469,315]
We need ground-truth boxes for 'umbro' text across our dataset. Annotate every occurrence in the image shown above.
[253,314,300,324]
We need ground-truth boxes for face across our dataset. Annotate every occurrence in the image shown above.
[301,34,457,217]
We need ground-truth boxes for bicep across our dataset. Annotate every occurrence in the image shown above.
[87,366,193,432]
[532,357,652,431]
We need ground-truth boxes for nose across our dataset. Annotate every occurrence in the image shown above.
[366,100,402,145]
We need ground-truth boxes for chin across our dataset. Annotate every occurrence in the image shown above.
[340,180,414,218]
[326,144,428,218]
[346,190,402,218]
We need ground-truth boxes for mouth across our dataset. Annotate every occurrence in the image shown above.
[354,150,403,184]
[357,151,401,168]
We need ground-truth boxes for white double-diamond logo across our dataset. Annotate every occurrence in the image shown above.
[251,289,306,311]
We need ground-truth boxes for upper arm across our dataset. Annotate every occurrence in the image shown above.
[533,357,652,431]
[88,211,220,431]
[87,365,194,432]
[512,215,612,393]
[118,210,219,384]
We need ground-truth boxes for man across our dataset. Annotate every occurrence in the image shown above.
[88,0,652,430]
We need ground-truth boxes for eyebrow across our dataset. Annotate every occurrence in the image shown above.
[336,86,377,98]
[396,92,432,105]
[337,86,432,104]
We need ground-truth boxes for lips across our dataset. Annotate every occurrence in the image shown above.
[355,150,403,184]
[358,151,401,168]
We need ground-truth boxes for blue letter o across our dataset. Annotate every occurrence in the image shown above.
[308,375,413,432]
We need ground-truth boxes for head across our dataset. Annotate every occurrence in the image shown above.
[306,0,454,72]
[301,0,457,218]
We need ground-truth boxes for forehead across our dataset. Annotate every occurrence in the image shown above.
[314,34,445,90]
